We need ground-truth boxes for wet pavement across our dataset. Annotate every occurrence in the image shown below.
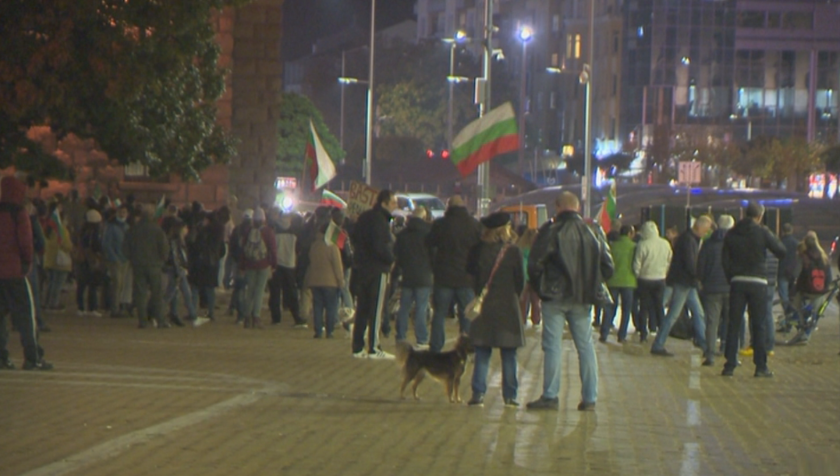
[1,292,839,476]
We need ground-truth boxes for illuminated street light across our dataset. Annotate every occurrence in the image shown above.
[517,25,533,177]
[443,30,470,149]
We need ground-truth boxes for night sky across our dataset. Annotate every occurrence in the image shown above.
[283,0,416,61]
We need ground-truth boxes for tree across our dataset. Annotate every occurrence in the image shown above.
[0,0,246,181]
[741,136,824,191]
[276,93,345,177]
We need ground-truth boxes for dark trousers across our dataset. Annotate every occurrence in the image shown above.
[268,266,302,324]
[637,279,665,337]
[133,266,163,324]
[76,263,100,312]
[351,271,388,354]
[0,277,44,364]
[724,281,768,372]
[600,287,635,341]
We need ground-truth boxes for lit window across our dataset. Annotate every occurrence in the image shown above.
[124,162,149,178]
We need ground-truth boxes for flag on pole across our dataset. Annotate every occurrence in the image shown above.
[450,102,520,177]
[153,194,167,220]
[597,181,617,235]
[321,190,347,209]
[50,209,65,245]
[324,219,348,249]
[305,120,337,191]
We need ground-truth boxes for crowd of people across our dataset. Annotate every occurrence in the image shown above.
[1,174,838,413]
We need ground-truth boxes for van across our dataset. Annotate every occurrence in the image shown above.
[499,203,549,231]
[395,193,446,219]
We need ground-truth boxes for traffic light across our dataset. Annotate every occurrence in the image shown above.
[426,149,435,159]
[441,149,450,160]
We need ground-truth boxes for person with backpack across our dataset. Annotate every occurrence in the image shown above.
[721,202,786,377]
[788,231,833,344]
[237,207,276,329]
[188,211,225,324]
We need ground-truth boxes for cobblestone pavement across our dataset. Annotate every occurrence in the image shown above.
[1,291,838,476]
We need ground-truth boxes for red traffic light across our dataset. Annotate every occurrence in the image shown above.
[426,149,434,159]
[441,149,450,159]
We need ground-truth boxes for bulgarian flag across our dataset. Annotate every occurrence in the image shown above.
[305,119,337,191]
[597,181,617,234]
[324,219,348,249]
[450,102,520,177]
[321,189,347,209]
[50,208,65,245]
[153,194,166,220]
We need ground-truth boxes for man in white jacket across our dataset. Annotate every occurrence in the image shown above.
[632,221,673,342]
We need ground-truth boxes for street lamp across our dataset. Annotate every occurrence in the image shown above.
[517,26,533,177]
[582,0,595,219]
[443,30,469,149]
[338,75,369,157]
[364,0,376,186]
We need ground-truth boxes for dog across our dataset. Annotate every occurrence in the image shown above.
[396,335,474,403]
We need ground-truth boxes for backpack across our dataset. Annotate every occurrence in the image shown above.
[242,227,267,262]
[803,263,829,294]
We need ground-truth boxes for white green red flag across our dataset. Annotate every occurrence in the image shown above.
[321,190,347,209]
[153,194,166,220]
[450,102,520,177]
[597,181,617,234]
[324,219,348,249]
[305,119,337,191]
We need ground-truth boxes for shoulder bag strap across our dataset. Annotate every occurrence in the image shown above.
[483,244,510,293]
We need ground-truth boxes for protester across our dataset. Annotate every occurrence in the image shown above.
[227,208,252,321]
[394,207,433,347]
[124,204,170,329]
[763,249,780,356]
[237,207,277,329]
[268,209,306,326]
[600,225,637,343]
[788,231,833,344]
[527,192,613,411]
[76,209,105,317]
[776,223,800,330]
[650,216,713,361]
[188,211,225,323]
[163,219,196,327]
[426,195,481,353]
[697,215,734,361]
[632,221,672,342]
[43,202,73,312]
[25,199,48,332]
[466,212,525,407]
[721,202,785,377]
[0,176,52,370]
[517,229,541,327]
[350,190,397,359]
[102,205,131,318]
[304,220,345,338]
[331,207,355,314]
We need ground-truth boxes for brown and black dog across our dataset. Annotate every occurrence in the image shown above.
[396,335,474,403]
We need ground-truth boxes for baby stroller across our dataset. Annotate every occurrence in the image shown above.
[778,278,840,346]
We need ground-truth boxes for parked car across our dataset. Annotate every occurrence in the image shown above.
[394,193,446,219]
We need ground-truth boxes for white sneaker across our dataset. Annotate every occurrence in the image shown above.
[352,351,367,359]
[88,311,103,318]
[367,349,395,360]
[76,310,86,317]
[193,317,211,327]
[414,344,430,351]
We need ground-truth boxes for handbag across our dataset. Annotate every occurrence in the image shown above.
[56,249,72,268]
[465,245,510,321]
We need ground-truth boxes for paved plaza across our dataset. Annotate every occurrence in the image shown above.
[2,292,839,476]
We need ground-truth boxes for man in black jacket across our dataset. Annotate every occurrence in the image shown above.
[651,215,713,360]
[697,215,734,362]
[350,190,397,359]
[394,207,433,347]
[721,202,785,378]
[426,195,481,353]
[526,192,613,411]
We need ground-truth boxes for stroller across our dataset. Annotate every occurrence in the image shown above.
[778,278,840,346]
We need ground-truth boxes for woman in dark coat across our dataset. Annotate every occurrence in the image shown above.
[188,211,226,320]
[466,212,525,407]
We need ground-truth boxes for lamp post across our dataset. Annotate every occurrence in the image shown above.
[582,0,595,219]
[517,26,533,178]
[364,0,376,186]
[444,30,468,149]
[476,0,495,217]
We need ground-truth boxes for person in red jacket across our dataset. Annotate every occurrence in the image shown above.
[0,176,52,370]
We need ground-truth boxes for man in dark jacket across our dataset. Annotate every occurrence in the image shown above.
[698,215,734,363]
[526,192,613,411]
[394,207,433,347]
[0,176,52,370]
[267,210,305,327]
[350,190,397,359]
[721,202,786,378]
[776,223,799,327]
[426,195,481,353]
[651,215,713,360]
[123,204,170,329]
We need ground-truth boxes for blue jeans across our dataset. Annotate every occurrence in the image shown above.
[777,277,797,323]
[653,284,708,356]
[430,286,474,353]
[396,287,431,344]
[600,287,634,341]
[311,287,340,336]
[244,268,271,319]
[540,301,598,404]
[164,270,196,319]
[191,284,216,320]
[471,346,518,400]
[765,285,776,352]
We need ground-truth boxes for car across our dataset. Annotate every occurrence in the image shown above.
[394,193,446,220]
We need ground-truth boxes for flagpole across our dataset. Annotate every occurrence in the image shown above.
[476,0,493,217]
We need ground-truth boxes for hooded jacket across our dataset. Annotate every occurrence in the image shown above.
[697,228,729,294]
[426,206,481,288]
[666,228,702,287]
[351,204,395,276]
[271,215,297,269]
[394,217,433,288]
[632,222,672,281]
[722,218,785,283]
[0,176,33,279]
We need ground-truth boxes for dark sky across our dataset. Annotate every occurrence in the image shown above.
[283,0,415,60]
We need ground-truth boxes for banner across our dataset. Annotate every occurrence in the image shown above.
[347,180,379,218]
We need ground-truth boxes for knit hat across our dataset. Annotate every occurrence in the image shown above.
[253,207,266,222]
[243,208,254,219]
[480,212,510,229]
[717,215,735,231]
[86,209,102,223]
